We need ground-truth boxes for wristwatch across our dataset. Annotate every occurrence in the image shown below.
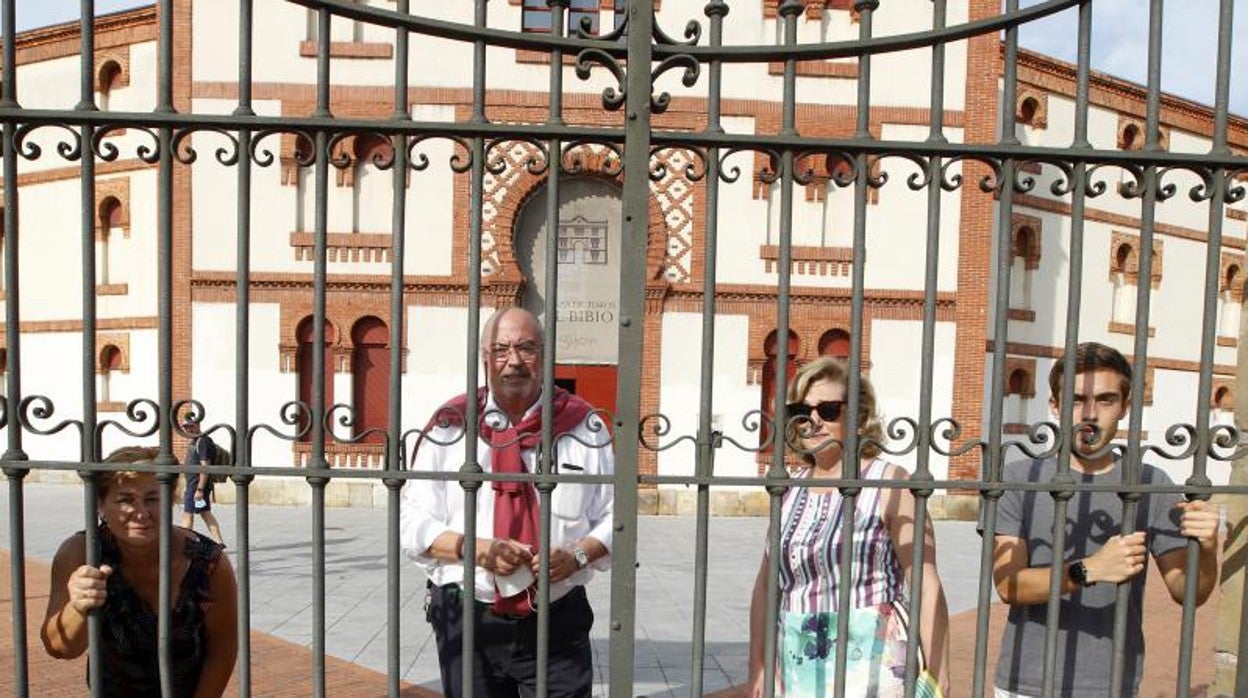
[572,545,590,570]
[1068,559,1093,587]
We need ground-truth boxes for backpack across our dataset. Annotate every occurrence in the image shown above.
[209,443,233,483]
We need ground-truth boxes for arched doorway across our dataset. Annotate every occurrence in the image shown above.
[515,178,622,416]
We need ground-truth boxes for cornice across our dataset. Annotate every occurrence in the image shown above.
[190,272,469,294]
[1009,46,1248,143]
[12,5,157,51]
[666,283,957,308]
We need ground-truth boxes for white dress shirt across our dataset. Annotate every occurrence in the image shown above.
[400,392,615,603]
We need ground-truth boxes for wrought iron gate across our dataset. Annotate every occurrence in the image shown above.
[1,0,1247,697]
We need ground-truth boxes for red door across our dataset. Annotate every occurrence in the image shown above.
[554,364,617,424]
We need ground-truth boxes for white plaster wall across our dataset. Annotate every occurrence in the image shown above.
[867,319,956,479]
[404,306,480,427]
[656,312,760,481]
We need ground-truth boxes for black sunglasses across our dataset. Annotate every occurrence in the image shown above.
[785,400,845,422]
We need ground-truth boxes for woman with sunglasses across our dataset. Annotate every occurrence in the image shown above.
[747,357,950,697]
[40,446,238,696]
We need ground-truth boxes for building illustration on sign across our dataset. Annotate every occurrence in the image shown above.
[558,215,609,265]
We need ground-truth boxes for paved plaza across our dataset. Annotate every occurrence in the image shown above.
[0,480,1219,696]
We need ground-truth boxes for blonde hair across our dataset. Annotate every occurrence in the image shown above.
[784,357,885,463]
[97,446,161,499]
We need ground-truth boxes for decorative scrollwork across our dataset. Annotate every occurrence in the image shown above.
[561,139,623,177]
[638,412,696,452]
[171,399,237,449]
[1045,160,1077,197]
[324,402,391,448]
[95,398,161,441]
[15,123,83,162]
[574,49,627,111]
[326,131,358,171]
[929,417,984,458]
[711,409,773,454]
[1002,421,1061,460]
[864,416,920,457]
[653,17,702,47]
[1186,167,1218,203]
[554,408,617,449]
[651,54,701,114]
[486,137,549,177]
[1151,166,1182,202]
[171,127,242,167]
[1227,169,1248,204]
[716,147,767,185]
[251,128,317,168]
[247,400,313,446]
[1143,422,1199,461]
[1207,424,1247,461]
[405,134,472,174]
[18,395,83,438]
[649,146,706,182]
[937,156,972,193]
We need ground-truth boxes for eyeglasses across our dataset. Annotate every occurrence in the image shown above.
[785,400,844,422]
[485,342,542,361]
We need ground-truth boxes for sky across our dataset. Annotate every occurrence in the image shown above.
[13,0,1248,117]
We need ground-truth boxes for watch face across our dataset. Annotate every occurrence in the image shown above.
[573,547,589,568]
[1069,561,1088,586]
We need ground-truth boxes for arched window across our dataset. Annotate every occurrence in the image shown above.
[97,60,121,110]
[1007,368,1029,425]
[1112,243,1136,324]
[1120,123,1141,151]
[352,135,394,233]
[817,328,850,359]
[99,344,123,404]
[350,316,390,444]
[296,317,336,442]
[1220,264,1242,338]
[98,196,123,284]
[760,329,800,449]
[1010,225,1034,310]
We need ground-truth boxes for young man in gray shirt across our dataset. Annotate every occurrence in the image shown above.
[982,342,1219,697]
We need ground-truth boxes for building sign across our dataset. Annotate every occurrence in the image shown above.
[517,179,621,364]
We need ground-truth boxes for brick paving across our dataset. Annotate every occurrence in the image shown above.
[0,552,439,697]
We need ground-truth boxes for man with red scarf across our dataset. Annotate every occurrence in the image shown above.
[401,307,614,697]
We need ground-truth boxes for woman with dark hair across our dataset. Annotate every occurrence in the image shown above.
[747,357,949,697]
[40,446,237,697]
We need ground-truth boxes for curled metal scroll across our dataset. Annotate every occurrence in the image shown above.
[1045,160,1078,197]
[324,402,392,449]
[1110,163,1147,200]
[172,127,242,167]
[90,125,131,162]
[561,139,624,177]
[1226,169,1248,205]
[638,413,696,452]
[1207,424,1247,462]
[18,395,83,438]
[1143,422,1200,461]
[715,147,768,185]
[1002,420,1061,460]
[247,400,313,446]
[486,137,550,177]
[574,49,627,111]
[14,123,83,162]
[94,398,161,441]
[250,128,317,168]
[326,132,359,171]
[406,134,473,174]
[591,10,628,42]
[929,417,984,458]
[713,409,774,454]
[649,146,706,182]
[171,399,237,449]
[862,416,920,457]
[1186,167,1219,203]
[554,408,617,449]
[651,54,701,114]
[937,156,972,193]
[652,16,702,47]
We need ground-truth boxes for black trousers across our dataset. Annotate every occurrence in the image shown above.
[427,583,594,698]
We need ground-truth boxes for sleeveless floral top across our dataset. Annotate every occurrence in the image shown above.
[85,522,223,697]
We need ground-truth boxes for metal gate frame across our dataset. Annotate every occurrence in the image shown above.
[1,1,1247,697]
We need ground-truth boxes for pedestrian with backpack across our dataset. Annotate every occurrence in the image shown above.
[181,419,225,545]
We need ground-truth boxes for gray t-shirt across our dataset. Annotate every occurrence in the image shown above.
[977,458,1186,697]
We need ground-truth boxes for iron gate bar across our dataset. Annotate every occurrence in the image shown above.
[689,4,728,695]
[232,0,256,694]
[610,0,654,693]
[385,2,410,697]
